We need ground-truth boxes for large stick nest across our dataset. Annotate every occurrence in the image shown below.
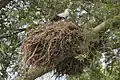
[20,20,90,76]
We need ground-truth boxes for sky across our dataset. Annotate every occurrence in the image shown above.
[35,71,66,80]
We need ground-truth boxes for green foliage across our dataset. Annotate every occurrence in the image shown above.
[0,0,120,80]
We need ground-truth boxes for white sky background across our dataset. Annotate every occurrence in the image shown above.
[100,49,119,69]
[35,71,66,80]
[6,69,66,80]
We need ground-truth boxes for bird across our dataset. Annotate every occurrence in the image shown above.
[51,2,72,22]
[51,9,69,21]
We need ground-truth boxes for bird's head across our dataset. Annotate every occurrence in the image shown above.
[64,8,69,13]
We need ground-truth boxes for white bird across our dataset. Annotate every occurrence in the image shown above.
[57,9,69,18]
[51,2,72,21]
[51,9,69,21]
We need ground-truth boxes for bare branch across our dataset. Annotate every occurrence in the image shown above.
[93,21,106,32]
[93,14,120,32]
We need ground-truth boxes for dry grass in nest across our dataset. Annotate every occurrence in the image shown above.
[20,20,90,75]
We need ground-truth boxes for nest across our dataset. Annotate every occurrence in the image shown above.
[20,20,90,76]
[54,57,90,76]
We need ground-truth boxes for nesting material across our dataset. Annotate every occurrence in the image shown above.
[54,57,90,76]
[20,20,89,75]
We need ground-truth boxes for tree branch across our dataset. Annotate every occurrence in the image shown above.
[93,14,120,32]
[93,21,106,32]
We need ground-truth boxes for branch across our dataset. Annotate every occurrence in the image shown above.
[93,14,120,32]
[92,15,120,49]
[93,21,106,32]
[0,0,13,10]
